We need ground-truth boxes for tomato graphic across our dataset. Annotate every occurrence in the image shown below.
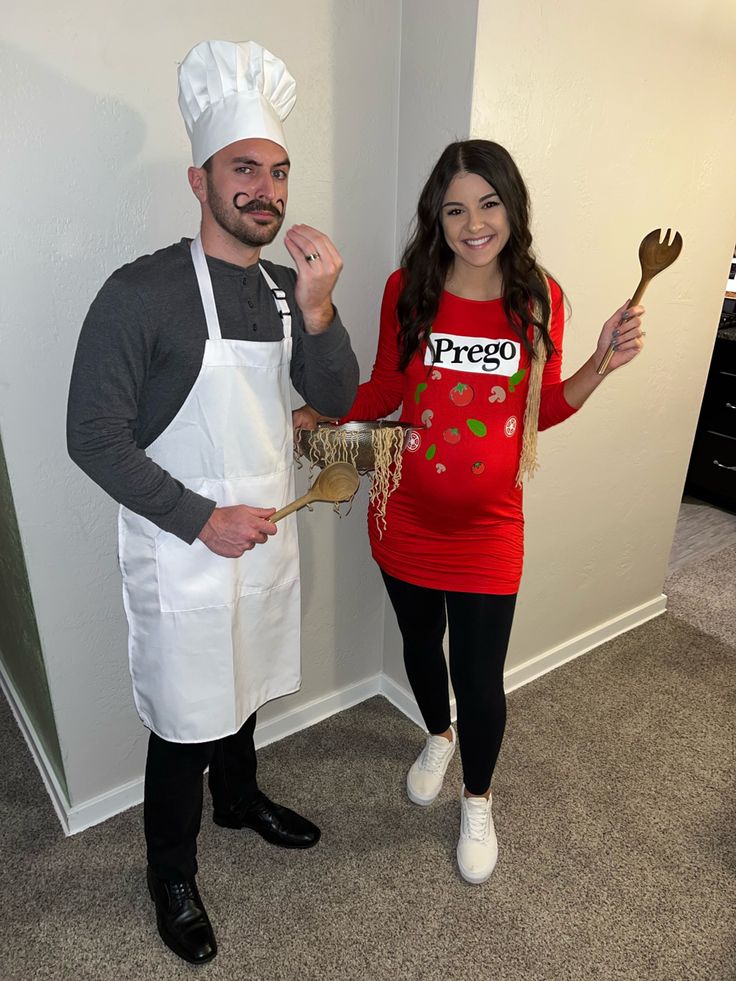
[471,461,485,475]
[443,427,461,445]
[449,383,474,407]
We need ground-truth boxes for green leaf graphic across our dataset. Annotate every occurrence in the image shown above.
[414,382,428,403]
[508,368,527,394]
[466,419,487,437]
[425,443,437,461]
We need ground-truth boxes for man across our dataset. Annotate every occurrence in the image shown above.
[67,40,359,965]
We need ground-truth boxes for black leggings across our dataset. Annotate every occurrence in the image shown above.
[381,571,517,796]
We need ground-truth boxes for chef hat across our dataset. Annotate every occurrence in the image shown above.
[178,40,297,167]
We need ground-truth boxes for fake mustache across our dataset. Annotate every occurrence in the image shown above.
[233,195,283,217]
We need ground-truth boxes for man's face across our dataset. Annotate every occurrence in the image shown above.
[201,138,290,248]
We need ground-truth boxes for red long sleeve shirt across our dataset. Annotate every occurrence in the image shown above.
[343,270,578,593]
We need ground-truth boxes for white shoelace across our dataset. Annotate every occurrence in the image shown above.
[420,735,453,773]
[462,796,491,841]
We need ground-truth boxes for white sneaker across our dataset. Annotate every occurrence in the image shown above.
[456,787,498,884]
[406,726,456,805]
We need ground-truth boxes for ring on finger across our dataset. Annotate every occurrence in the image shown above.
[305,251,321,263]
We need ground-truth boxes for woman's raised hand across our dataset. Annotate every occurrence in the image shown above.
[595,301,646,372]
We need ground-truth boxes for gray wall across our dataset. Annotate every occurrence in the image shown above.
[0,427,67,798]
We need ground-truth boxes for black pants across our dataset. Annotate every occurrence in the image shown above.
[144,711,259,880]
[381,571,517,796]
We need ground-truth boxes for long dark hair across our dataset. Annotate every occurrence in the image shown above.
[396,140,558,370]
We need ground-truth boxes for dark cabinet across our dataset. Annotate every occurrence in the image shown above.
[685,326,736,512]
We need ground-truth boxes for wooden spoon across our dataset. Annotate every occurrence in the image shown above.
[271,462,360,522]
[596,228,683,374]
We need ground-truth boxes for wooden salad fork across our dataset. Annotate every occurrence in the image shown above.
[596,228,683,374]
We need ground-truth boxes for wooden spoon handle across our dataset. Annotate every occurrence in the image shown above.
[628,274,651,309]
[271,491,315,522]
[596,274,650,375]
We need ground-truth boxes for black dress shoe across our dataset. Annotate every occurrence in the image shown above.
[147,867,217,964]
[213,790,321,848]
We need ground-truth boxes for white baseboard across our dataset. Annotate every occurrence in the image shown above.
[3,594,666,836]
[504,593,667,693]
[254,674,382,749]
[64,675,386,835]
[66,774,145,836]
[379,673,428,730]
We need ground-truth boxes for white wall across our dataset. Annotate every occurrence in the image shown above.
[0,0,400,815]
[470,0,736,671]
[381,0,481,695]
[3,0,734,828]
[381,0,736,714]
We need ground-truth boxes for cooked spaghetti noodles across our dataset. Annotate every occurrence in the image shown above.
[297,425,405,536]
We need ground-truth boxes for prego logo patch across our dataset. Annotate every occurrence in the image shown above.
[425,333,521,375]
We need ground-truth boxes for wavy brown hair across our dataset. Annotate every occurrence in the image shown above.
[396,140,559,370]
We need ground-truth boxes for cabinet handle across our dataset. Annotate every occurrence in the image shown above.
[726,403,736,410]
[713,459,736,471]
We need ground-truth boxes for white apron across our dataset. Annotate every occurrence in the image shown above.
[118,236,301,742]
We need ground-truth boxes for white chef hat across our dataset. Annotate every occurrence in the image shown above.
[178,40,297,167]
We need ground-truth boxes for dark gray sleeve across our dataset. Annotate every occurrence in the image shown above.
[66,278,215,543]
[290,308,360,417]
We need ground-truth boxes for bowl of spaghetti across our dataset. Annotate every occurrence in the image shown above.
[294,421,422,534]
[295,421,418,473]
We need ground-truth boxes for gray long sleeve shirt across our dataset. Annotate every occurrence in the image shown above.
[67,239,359,542]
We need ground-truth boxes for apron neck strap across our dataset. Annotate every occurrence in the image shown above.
[258,263,293,340]
[190,236,293,342]
[190,235,222,341]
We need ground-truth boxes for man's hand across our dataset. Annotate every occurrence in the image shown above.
[283,224,343,334]
[198,505,277,558]
[292,404,331,431]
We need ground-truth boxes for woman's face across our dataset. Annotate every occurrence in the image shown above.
[440,171,510,275]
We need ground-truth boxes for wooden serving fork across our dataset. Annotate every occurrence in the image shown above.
[596,228,683,375]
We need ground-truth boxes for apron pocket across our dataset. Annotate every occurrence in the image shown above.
[155,475,298,614]
[156,531,298,613]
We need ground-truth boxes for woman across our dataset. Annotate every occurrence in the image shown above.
[295,140,645,884]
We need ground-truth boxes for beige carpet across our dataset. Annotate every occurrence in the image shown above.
[1,549,734,980]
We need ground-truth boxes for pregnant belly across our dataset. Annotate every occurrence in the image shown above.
[381,440,523,529]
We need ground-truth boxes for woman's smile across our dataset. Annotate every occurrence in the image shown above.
[462,234,495,249]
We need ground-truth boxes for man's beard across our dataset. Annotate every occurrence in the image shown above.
[206,177,284,247]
